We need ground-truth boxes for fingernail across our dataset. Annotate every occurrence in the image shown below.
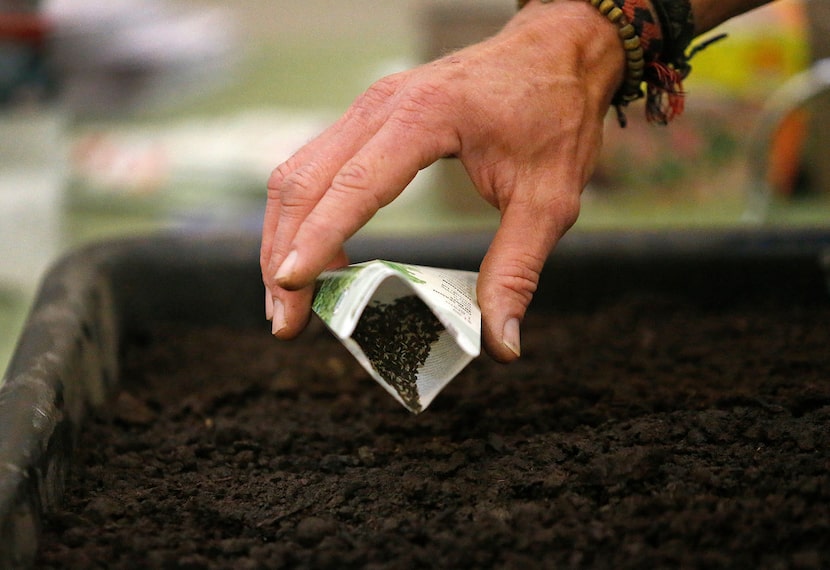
[502,318,521,358]
[271,298,287,336]
[275,250,298,283]
[265,289,274,321]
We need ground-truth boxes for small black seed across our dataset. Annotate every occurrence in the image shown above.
[352,295,444,412]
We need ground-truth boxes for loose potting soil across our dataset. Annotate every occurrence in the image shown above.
[37,294,830,569]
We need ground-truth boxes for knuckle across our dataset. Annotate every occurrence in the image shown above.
[267,162,293,196]
[484,254,543,311]
[549,192,581,234]
[347,75,401,124]
[277,161,330,216]
[385,82,458,157]
[502,256,542,299]
[331,161,372,193]
[362,75,400,105]
[522,189,581,239]
[329,162,384,221]
[392,81,452,128]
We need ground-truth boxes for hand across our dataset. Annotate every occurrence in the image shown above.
[261,0,624,362]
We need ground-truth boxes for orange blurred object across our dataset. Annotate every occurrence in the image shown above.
[767,108,808,197]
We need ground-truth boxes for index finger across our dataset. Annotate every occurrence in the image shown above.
[273,107,461,289]
[261,75,405,286]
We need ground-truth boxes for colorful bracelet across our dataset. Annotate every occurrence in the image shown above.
[517,0,712,127]
[651,0,695,64]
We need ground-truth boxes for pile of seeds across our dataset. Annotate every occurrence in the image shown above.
[351,295,444,412]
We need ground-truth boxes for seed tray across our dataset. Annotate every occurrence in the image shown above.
[1,228,829,567]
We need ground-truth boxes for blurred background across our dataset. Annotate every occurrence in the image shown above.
[0,0,828,371]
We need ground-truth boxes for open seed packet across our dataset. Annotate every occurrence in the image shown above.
[312,260,481,413]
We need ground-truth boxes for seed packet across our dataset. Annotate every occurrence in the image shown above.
[312,260,481,413]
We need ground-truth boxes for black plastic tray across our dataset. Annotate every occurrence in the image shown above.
[1,227,829,567]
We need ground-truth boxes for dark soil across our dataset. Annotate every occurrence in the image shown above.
[37,294,830,569]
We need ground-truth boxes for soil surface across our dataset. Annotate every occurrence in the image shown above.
[38,294,830,569]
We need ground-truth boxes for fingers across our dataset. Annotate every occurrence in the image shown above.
[273,97,460,291]
[261,77,408,338]
[269,282,313,339]
[269,247,349,340]
[477,183,580,363]
[261,76,404,288]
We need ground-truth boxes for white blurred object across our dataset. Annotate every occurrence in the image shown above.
[43,0,238,116]
[65,107,437,231]
[69,109,333,199]
[0,108,67,289]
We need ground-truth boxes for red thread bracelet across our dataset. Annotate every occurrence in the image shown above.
[517,0,697,126]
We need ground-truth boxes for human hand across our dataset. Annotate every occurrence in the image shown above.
[261,0,624,362]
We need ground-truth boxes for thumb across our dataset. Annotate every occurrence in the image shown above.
[477,190,579,362]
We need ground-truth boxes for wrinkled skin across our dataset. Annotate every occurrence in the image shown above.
[260,0,624,362]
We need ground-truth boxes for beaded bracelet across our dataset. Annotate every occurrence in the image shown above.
[517,0,707,126]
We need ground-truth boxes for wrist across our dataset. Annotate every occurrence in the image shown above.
[508,0,626,110]
[517,0,703,125]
